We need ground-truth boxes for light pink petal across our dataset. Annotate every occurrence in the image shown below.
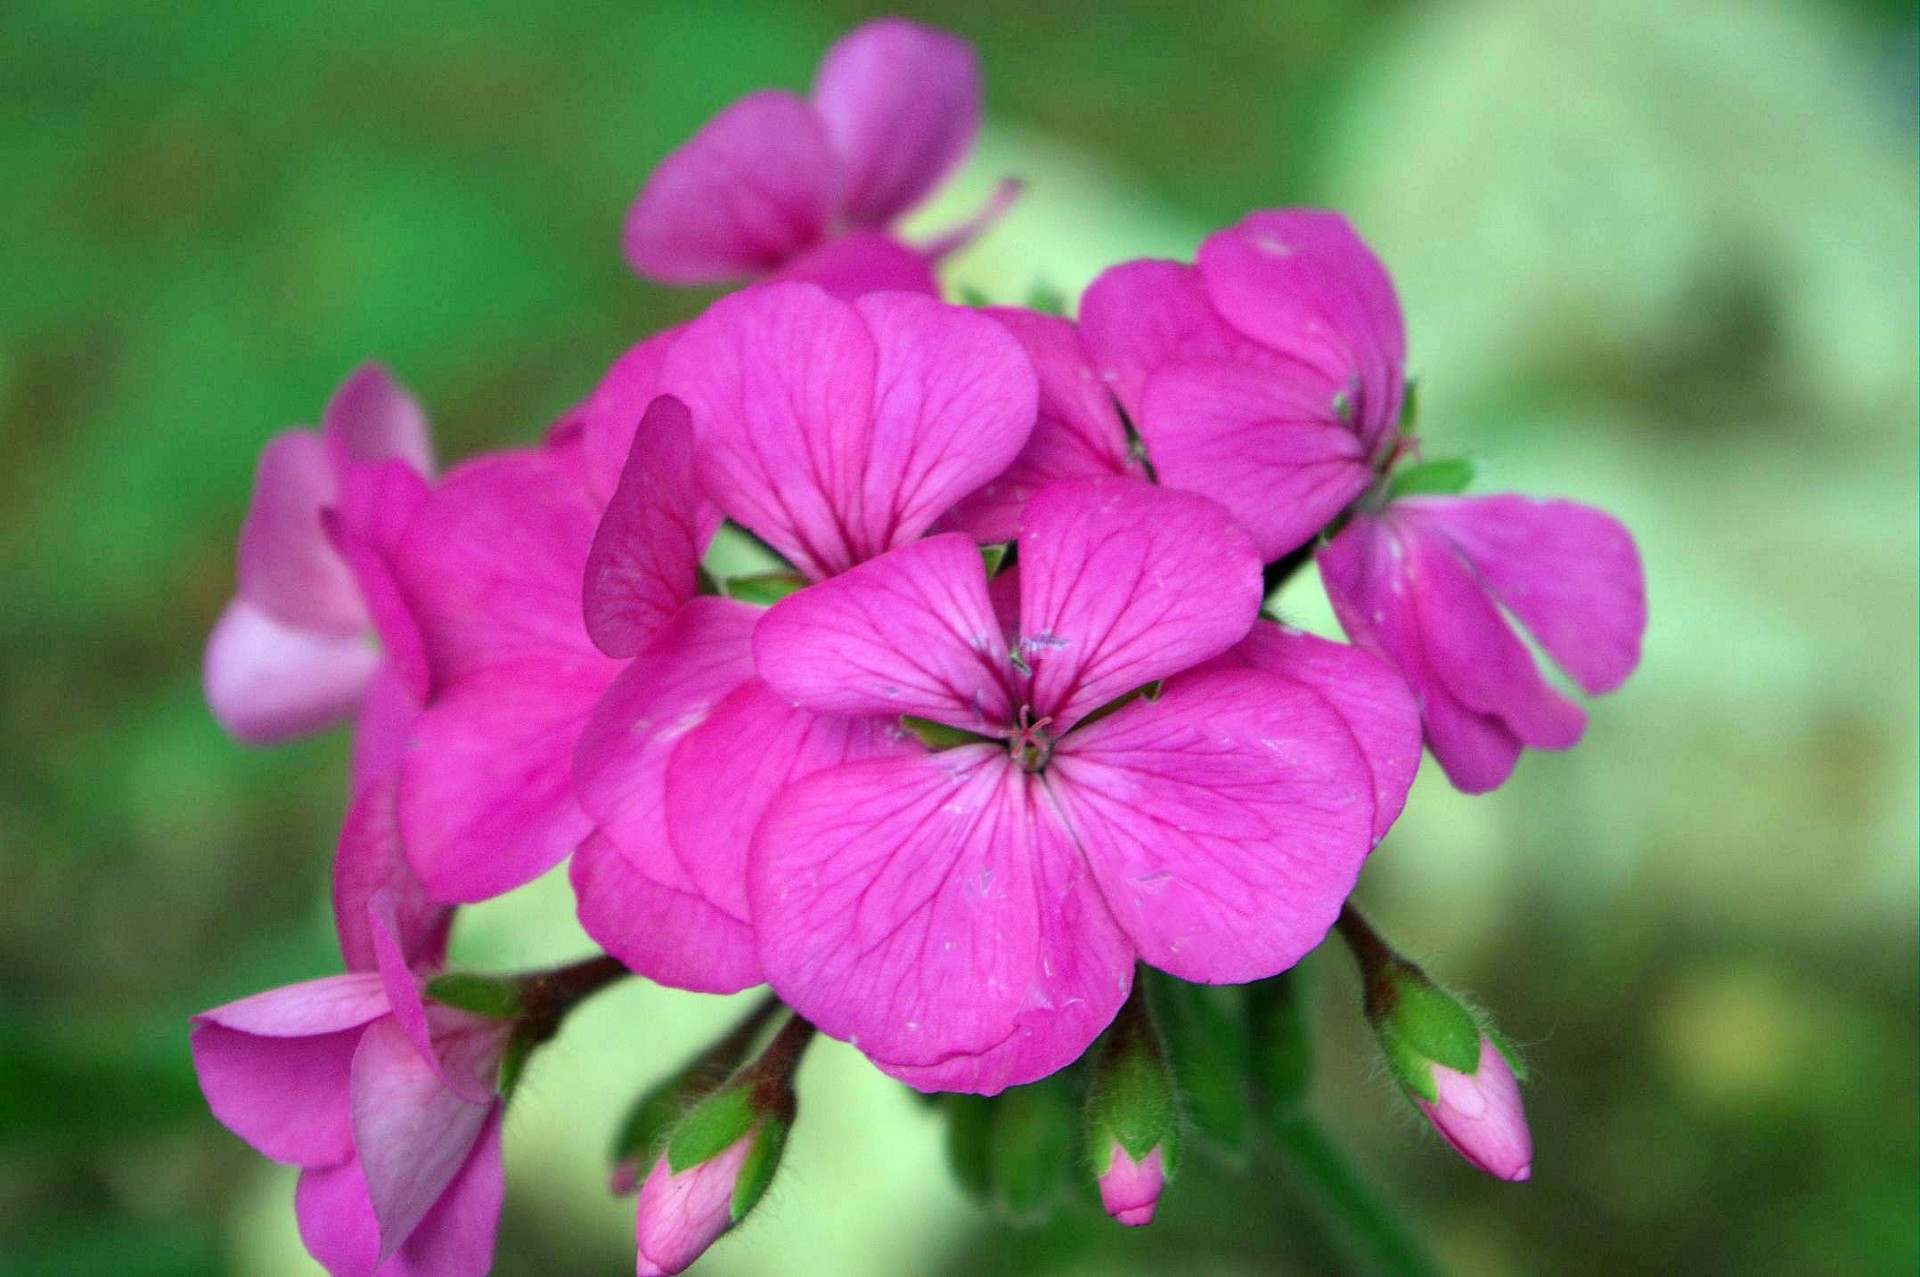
[364,891,440,1086]
[665,679,910,921]
[1215,622,1421,843]
[1078,259,1274,422]
[389,1110,504,1276]
[1018,478,1263,728]
[753,534,1014,732]
[571,832,762,995]
[297,1160,385,1277]
[946,309,1138,544]
[1403,494,1646,696]
[771,228,940,299]
[389,447,609,695]
[751,747,1132,1095]
[573,598,760,896]
[1097,1142,1165,1227]
[323,363,434,476]
[623,90,838,285]
[335,770,453,974]
[350,1018,495,1261]
[203,597,379,744]
[580,331,679,506]
[1417,1037,1533,1182]
[327,460,432,704]
[1138,358,1371,560]
[397,657,610,903]
[1197,209,1407,450]
[1051,668,1375,984]
[348,665,419,795]
[235,429,365,632]
[193,973,391,1038]
[811,18,980,226]
[633,1140,752,1277]
[584,395,711,659]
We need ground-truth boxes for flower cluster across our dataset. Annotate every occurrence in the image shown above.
[193,18,1644,1276]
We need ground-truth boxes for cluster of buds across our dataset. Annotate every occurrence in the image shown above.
[190,15,1641,1274]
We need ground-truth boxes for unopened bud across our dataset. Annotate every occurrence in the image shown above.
[1097,1142,1166,1227]
[1412,1033,1531,1182]
[611,996,781,1194]
[1084,987,1178,1227]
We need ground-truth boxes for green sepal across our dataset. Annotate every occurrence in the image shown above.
[1085,1000,1179,1176]
[1144,969,1253,1154]
[1482,1022,1530,1082]
[612,1060,729,1170]
[1375,972,1483,1098]
[424,973,524,1020]
[942,1094,997,1202]
[902,716,996,751]
[988,1071,1079,1220]
[1399,376,1420,433]
[1024,280,1067,317]
[666,1087,758,1174]
[1385,456,1475,502]
[729,1119,789,1221]
[1247,970,1314,1115]
[719,570,808,606]
[980,543,1009,576]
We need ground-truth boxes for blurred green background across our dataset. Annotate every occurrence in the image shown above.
[3,0,1915,1274]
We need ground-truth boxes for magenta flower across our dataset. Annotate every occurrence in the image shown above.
[190,897,507,1277]
[1079,209,1405,560]
[745,477,1387,1093]
[623,19,1011,296]
[1415,1035,1533,1182]
[1318,493,1646,792]
[205,364,433,744]
[572,282,1038,995]
[1097,1143,1166,1227]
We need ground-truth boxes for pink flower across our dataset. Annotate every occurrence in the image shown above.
[204,364,433,744]
[745,477,1386,1093]
[571,282,1038,995]
[623,19,1013,296]
[1318,493,1646,792]
[190,897,508,1277]
[1097,1143,1166,1227]
[1079,209,1405,560]
[1414,1035,1533,1182]
[632,1139,754,1277]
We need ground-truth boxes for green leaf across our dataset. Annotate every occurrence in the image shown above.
[1145,969,1254,1154]
[902,716,997,751]
[425,972,524,1020]
[666,1087,757,1173]
[730,1119,789,1220]
[988,1071,1079,1220]
[1248,969,1314,1115]
[1385,456,1475,501]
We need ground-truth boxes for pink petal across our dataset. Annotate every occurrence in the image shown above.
[1078,259,1274,422]
[348,665,419,795]
[327,459,432,704]
[623,90,838,285]
[771,228,940,298]
[571,832,762,995]
[397,657,610,903]
[1138,358,1371,560]
[334,769,453,975]
[203,597,379,744]
[1402,495,1646,696]
[1197,209,1406,450]
[323,363,434,477]
[365,891,438,1086]
[753,534,1015,732]
[665,679,910,921]
[296,1160,385,1277]
[190,973,388,1166]
[660,283,1035,579]
[1097,1142,1165,1227]
[298,1119,505,1277]
[235,429,365,633]
[580,331,679,506]
[573,597,760,898]
[584,395,711,659]
[1215,622,1421,843]
[751,747,1132,1095]
[350,1018,495,1261]
[1017,478,1263,728]
[1051,668,1375,984]
[633,1140,752,1277]
[810,18,981,227]
[1417,1037,1533,1182]
[945,309,1138,544]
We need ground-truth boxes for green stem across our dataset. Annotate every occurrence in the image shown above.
[1271,1113,1448,1277]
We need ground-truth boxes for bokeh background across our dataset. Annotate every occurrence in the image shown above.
[3,1,1915,1274]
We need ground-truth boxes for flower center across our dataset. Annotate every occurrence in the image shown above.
[1008,705,1054,773]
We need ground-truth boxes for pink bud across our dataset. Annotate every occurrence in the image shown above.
[633,1139,753,1277]
[1414,1036,1533,1181]
[1097,1141,1166,1227]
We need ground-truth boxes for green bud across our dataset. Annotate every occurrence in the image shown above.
[1368,962,1484,1102]
[1085,989,1179,1177]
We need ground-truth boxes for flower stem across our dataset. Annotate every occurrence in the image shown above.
[1270,1112,1446,1277]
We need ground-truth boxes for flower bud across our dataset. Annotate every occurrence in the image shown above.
[1084,988,1178,1227]
[611,997,781,1195]
[1412,1033,1531,1182]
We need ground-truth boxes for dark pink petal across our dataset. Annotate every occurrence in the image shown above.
[573,598,760,897]
[1078,259,1273,421]
[1214,622,1421,843]
[391,1110,504,1276]
[1197,209,1406,450]
[189,973,388,1166]
[350,1018,495,1263]
[623,90,838,285]
[753,534,1014,732]
[388,447,609,695]
[664,680,910,921]
[328,459,432,704]
[1018,478,1262,728]
[236,429,365,632]
[811,18,980,226]
[348,665,419,795]
[334,767,453,974]
[583,396,714,659]
[751,748,1132,1095]
[946,309,1138,544]
[203,598,379,743]
[296,1160,384,1277]
[772,228,941,298]
[571,833,762,995]
[1138,358,1370,560]
[1403,494,1646,696]
[580,331,679,506]
[323,363,434,477]
[397,657,610,903]
[1051,668,1375,984]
